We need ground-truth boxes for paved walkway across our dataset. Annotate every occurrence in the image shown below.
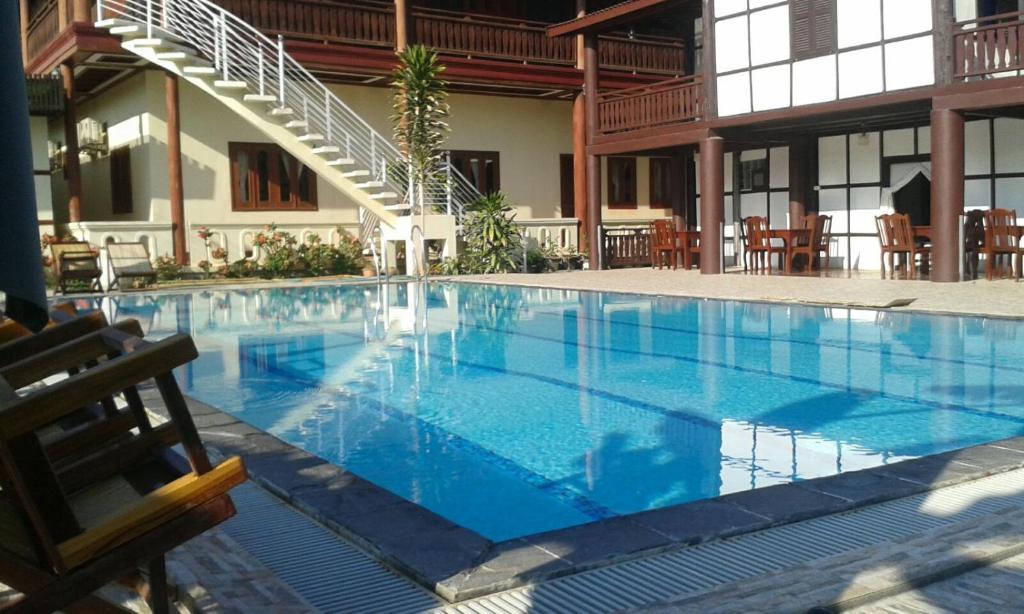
[458,269,1024,318]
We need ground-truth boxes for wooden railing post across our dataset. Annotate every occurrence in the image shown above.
[584,32,602,270]
[72,0,90,23]
[395,0,410,51]
[19,0,29,67]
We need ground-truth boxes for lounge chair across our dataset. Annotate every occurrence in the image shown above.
[0,324,246,613]
[107,242,158,291]
[50,241,103,294]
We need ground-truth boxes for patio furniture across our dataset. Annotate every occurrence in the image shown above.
[876,213,930,279]
[789,214,829,274]
[650,220,680,270]
[738,217,750,272]
[982,208,1023,280]
[678,229,700,270]
[0,324,247,613]
[107,242,158,291]
[50,241,103,295]
[745,216,784,274]
[963,210,986,280]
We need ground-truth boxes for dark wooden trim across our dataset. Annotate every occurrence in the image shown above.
[228,142,319,212]
[607,156,638,209]
[933,0,954,86]
[24,23,122,76]
[166,72,186,265]
[702,0,717,120]
[559,153,575,218]
[789,0,837,61]
[448,150,501,194]
[649,156,673,209]
[109,146,133,215]
[60,62,81,224]
[546,0,675,37]
[930,107,964,282]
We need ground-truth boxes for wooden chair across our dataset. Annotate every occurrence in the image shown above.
[815,215,832,271]
[744,216,782,274]
[963,210,986,280]
[0,325,247,613]
[876,213,929,279]
[737,217,750,272]
[50,242,103,295]
[680,230,700,270]
[982,208,1023,280]
[789,214,828,274]
[107,242,158,291]
[649,220,680,270]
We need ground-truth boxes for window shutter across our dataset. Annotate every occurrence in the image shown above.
[791,0,836,60]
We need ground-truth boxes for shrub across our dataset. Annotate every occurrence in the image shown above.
[154,255,183,280]
[254,224,301,278]
[460,193,523,274]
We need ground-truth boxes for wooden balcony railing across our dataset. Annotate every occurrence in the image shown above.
[599,34,685,75]
[954,11,1024,79]
[602,226,651,268]
[212,0,396,47]
[26,0,61,62]
[597,75,704,136]
[26,74,64,115]
[413,8,575,66]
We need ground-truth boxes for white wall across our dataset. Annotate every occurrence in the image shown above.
[714,0,936,117]
[30,117,54,233]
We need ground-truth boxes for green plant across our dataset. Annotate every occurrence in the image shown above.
[225,258,258,278]
[154,255,183,280]
[461,193,523,274]
[253,224,301,278]
[526,249,550,274]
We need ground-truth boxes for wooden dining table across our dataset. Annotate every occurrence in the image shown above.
[768,228,810,275]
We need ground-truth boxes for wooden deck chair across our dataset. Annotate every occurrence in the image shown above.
[107,243,158,291]
[50,242,103,295]
[0,326,246,613]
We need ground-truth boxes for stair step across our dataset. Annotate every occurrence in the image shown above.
[154,51,191,61]
[269,107,293,117]
[109,24,145,37]
[355,181,385,190]
[95,18,137,30]
[312,145,340,155]
[125,38,169,48]
[284,120,308,130]
[371,192,400,201]
[243,94,278,103]
[213,80,248,90]
[183,66,217,76]
[383,203,414,211]
[297,133,324,143]
[343,170,371,179]
[326,158,356,167]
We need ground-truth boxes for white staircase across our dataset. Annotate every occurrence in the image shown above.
[94,0,480,268]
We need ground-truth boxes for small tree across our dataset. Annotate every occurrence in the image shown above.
[464,193,523,274]
[392,46,449,274]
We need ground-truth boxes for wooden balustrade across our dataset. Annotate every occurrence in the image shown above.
[413,8,575,66]
[599,34,685,75]
[26,1,60,62]
[26,74,64,115]
[954,11,1024,78]
[597,76,704,136]
[603,226,651,268]
[211,0,396,47]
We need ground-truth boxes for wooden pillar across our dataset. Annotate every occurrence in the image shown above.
[930,107,964,282]
[395,0,410,52]
[788,139,808,224]
[671,149,687,230]
[58,0,68,29]
[584,32,602,270]
[61,63,82,223]
[19,0,29,67]
[166,72,187,265]
[700,135,724,274]
[573,93,588,246]
[575,0,586,70]
[73,0,90,22]
[933,0,954,86]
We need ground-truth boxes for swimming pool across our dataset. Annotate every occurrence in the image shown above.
[94,282,1024,541]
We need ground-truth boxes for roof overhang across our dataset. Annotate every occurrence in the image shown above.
[547,0,678,38]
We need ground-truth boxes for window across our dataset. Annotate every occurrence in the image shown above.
[229,142,317,211]
[649,158,673,209]
[449,150,500,195]
[110,146,133,214]
[608,157,637,209]
[791,0,836,60]
[740,158,768,192]
[559,154,575,218]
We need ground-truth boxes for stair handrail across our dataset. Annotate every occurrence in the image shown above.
[97,0,479,221]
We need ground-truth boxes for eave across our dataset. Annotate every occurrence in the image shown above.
[547,0,679,38]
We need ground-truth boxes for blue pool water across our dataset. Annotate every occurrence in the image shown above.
[87,282,1024,541]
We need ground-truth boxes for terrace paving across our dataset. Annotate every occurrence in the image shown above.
[457,269,1024,318]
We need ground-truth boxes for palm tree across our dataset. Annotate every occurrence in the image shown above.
[391,45,449,275]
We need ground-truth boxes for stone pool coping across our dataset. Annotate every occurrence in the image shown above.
[137,386,1024,603]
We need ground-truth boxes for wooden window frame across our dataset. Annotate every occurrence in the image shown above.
[448,150,501,195]
[110,146,133,215]
[648,157,673,209]
[791,0,837,61]
[607,156,637,210]
[229,142,318,212]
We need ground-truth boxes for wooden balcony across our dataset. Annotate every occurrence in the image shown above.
[597,75,704,137]
[954,11,1024,79]
[211,0,686,76]
[26,0,62,63]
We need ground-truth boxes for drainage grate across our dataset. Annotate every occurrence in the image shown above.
[220,484,442,614]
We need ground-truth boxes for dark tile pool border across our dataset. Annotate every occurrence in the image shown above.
[142,388,1024,603]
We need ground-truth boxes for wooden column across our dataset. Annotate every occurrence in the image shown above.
[61,63,83,223]
[58,0,68,29]
[166,72,187,265]
[701,0,717,119]
[932,0,954,86]
[788,139,809,223]
[73,0,90,22]
[573,93,588,246]
[700,135,724,274]
[19,0,29,67]
[584,32,602,270]
[930,107,964,283]
[395,0,410,51]
[575,0,586,70]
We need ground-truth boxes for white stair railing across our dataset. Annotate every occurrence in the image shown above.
[96,0,480,222]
